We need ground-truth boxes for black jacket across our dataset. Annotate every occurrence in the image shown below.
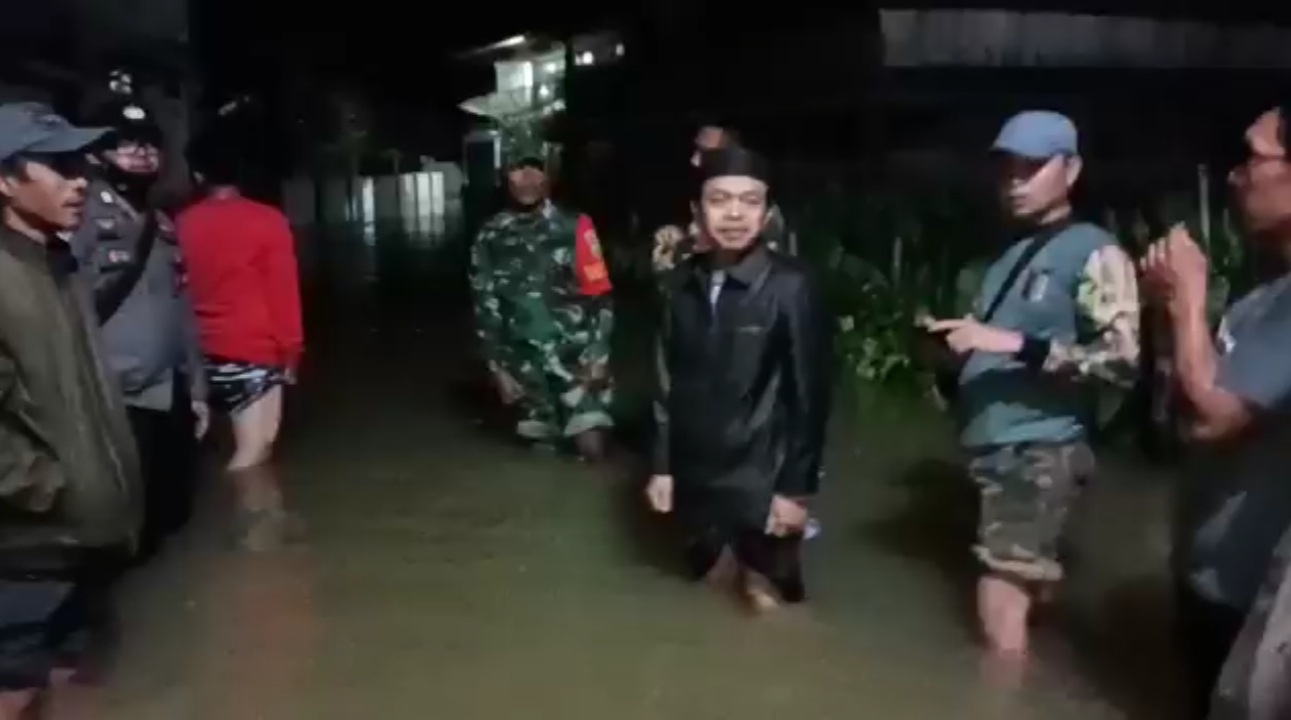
[653,245,833,531]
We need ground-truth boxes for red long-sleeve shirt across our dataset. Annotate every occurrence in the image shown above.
[176,192,304,371]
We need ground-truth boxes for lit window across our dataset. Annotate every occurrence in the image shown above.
[579,51,594,65]
[615,43,624,56]
[544,61,559,74]
[538,85,551,99]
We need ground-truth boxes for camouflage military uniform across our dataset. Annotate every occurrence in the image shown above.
[968,241,1141,582]
[470,200,614,441]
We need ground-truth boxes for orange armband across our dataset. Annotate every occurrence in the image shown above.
[574,214,612,296]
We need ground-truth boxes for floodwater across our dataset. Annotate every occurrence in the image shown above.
[61,233,1190,719]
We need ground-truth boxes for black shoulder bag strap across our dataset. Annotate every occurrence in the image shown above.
[977,221,1071,324]
[95,209,160,324]
[933,221,1070,404]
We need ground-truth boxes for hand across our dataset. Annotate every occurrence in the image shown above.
[645,474,673,513]
[924,316,1024,356]
[492,369,525,405]
[283,367,299,386]
[1139,224,1209,317]
[191,400,210,440]
[766,495,809,537]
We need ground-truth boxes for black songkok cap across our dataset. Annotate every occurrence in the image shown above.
[695,145,770,188]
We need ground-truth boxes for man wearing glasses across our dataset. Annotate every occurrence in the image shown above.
[1143,105,1291,720]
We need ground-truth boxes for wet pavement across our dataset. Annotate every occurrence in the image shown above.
[65,234,1190,719]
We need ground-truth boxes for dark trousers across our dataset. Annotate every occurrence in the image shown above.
[686,527,806,603]
[126,400,198,560]
[1175,581,1248,719]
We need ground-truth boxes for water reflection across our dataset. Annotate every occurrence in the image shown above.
[79,227,1190,719]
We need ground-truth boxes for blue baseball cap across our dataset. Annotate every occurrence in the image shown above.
[0,102,109,163]
[991,110,1079,159]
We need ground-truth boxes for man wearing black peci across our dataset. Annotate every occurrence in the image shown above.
[645,145,832,612]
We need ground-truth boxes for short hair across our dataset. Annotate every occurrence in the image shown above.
[0,156,28,179]
[693,117,742,147]
[187,130,242,186]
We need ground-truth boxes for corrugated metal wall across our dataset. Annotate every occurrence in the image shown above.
[881,10,1291,68]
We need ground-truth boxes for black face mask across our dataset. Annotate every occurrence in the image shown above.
[100,151,159,208]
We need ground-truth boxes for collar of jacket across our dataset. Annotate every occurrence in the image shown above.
[0,223,77,276]
[689,242,771,288]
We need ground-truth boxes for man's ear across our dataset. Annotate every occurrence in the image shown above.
[1064,156,1083,188]
[0,174,16,202]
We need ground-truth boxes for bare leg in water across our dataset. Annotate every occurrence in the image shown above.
[978,572,1034,658]
[227,386,302,551]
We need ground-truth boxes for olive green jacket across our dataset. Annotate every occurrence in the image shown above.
[0,226,142,575]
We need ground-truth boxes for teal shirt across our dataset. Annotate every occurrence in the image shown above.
[956,223,1115,450]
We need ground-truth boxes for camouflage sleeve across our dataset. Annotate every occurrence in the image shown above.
[651,224,686,275]
[572,215,613,368]
[1042,244,1142,388]
[581,301,614,369]
[468,225,508,369]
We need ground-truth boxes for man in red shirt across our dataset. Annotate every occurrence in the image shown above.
[176,153,304,552]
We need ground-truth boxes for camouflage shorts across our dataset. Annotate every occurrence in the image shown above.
[967,441,1095,583]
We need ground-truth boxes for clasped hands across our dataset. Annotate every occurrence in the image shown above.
[1137,224,1209,316]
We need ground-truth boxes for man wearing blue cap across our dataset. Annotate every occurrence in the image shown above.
[0,102,143,718]
[924,110,1141,658]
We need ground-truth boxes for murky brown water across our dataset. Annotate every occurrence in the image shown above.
[61,236,1189,719]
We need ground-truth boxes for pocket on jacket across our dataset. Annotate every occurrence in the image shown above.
[0,450,66,515]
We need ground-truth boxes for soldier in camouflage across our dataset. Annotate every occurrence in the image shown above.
[470,151,615,461]
[652,124,793,278]
[923,111,1141,660]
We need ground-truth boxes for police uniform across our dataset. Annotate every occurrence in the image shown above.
[70,178,206,555]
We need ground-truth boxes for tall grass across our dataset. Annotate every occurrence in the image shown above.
[787,165,1251,394]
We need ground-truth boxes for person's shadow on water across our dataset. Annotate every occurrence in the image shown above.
[1040,569,1188,720]
[857,456,981,637]
[859,456,1186,720]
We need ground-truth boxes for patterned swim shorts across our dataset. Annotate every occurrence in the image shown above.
[203,356,286,415]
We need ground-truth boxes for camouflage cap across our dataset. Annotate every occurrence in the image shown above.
[506,154,546,173]
[502,138,547,171]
